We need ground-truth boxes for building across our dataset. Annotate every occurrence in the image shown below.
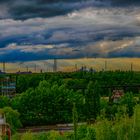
[0,70,5,75]
[78,66,96,72]
[0,76,16,97]
[16,71,32,74]
[0,111,11,140]
[111,90,124,103]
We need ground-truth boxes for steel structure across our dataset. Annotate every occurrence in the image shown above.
[0,76,16,97]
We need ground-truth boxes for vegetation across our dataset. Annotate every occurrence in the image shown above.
[0,96,10,108]
[11,80,84,126]
[72,103,78,140]
[0,107,22,133]
[0,71,140,139]
[85,81,100,122]
[4,71,140,95]
[11,105,140,140]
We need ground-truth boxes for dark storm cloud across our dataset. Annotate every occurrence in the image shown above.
[0,0,101,19]
[97,0,140,5]
[1,5,140,61]
[1,0,140,20]
[0,0,140,61]
[109,0,140,5]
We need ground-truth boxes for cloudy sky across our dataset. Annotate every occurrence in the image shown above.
[0,0,140,62]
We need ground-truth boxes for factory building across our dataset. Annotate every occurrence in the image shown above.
[0,76,16,97]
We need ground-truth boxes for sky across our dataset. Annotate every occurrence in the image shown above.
[0,0,140,62]
[1,58,140,73]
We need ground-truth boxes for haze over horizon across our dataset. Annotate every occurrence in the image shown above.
[0,58,140,73]
[0,0,140,62]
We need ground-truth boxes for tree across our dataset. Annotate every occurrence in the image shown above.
[93,81,101,117]
[2,107,22,133]
[73,103,78,140]
[121,92,135,117]
[0,96,10,108]
[85,81,101,122]
[13,80,83,126]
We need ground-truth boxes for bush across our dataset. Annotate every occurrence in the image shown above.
[77,125,87,139]
[11,133,21,140]
[77,125,96,140]
[20,132,35,140]
[121,92,135,117]
[86,126,96,140]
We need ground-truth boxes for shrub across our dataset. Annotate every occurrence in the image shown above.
[121,92,135,117]
[20,132,35,140]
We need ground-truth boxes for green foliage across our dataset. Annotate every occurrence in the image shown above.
[0,96,10,108]
[11,95,21,110]
[121,92,135,117]
[100,98,108,110]
[85,81,101,122]
[86,126,96,140]
[11,105,140,140]
[104,92,136,121]
[95,105,140,140]
[11,133,21,140]
[3,107,22,133]
[64,79,87,91]
[12,132,48,140]
[16,74,44,93]
[133,105,140,139]
[77,125,87,139]
[105,104,118,120]
[12,131,69,140]
[20,132,35,140]
[35,132,49,140]
[92,81,101,117]
[73,103,78,140]
[13,80,84,126]
[14,71,140,96]
[77,125,96,140]
[47,131,66,140]
[4,71,140,139]
[95,119,116,140]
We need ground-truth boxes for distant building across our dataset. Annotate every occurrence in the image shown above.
[78,66,96,72]
[0,70,5,75]
[0,76,16,97]
[111,90,124,103]
[16,71,32,74]
[0,111,11,140]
